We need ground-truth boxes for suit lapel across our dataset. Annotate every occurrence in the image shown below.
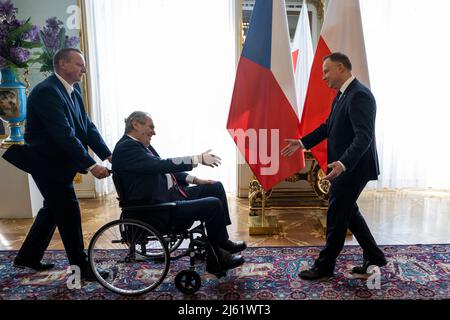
[123,136,160,158]
[148,145,160,157]
[50,75,85,132]
[327,79,359,132]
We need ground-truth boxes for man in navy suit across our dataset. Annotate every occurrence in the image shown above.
[282,52,386,280]
[2,48,111,281]
[112,111,246,275]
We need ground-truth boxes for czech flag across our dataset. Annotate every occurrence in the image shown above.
[227,0,305,191]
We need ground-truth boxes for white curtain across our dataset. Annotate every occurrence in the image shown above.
[84,0,238,194]
[360,0,450,190]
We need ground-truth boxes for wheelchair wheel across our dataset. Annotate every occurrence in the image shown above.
[175,270,201,295]
[135,233,184,259]
[88,219,170,296]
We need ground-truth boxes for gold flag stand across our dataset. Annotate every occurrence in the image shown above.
[249,189,282,235]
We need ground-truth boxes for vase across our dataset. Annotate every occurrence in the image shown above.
[0,68,27,149]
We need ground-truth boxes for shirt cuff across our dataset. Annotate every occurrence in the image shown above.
[192,156,199,168]
[186,175,195,184]
[298,139,305,149]
[88,164,97,172]
[337,161,346,171]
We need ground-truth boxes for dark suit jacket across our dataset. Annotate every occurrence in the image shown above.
[112,135,194,204]
[301,79,380,184]
[2,74,111,182]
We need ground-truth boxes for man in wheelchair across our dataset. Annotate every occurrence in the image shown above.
[111,111,246,277]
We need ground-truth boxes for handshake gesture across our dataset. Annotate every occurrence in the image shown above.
[199,149,221,167]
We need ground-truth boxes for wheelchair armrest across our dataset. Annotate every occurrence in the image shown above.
[120,202,177,211]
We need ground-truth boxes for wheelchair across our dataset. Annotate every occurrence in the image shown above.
[87,171,226,296]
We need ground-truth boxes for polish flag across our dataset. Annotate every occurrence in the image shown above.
[227,0,305,190]
[292,0,314,119]
[299,0,370,173]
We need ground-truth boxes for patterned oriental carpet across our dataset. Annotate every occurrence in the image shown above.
[0,245,449,300]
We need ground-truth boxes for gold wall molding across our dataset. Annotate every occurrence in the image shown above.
[77,0,92,117]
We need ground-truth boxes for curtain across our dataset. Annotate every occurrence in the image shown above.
[360,0,450,189]
[84,0,238,194]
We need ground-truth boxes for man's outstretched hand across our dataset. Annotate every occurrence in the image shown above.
[281,139,303,157]
[200,149,222,167]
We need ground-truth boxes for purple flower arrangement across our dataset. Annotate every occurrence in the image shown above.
[0,0,80,76]
[0,0,41,73]
[37,17,80,72]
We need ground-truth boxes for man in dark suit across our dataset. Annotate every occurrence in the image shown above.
[2,48,111,281]
[112,111,246,276]
[282,52,386,280]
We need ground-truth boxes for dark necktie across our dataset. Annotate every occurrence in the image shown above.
[70,92,82,122]
[334,91,342,107]
[330,91,342,117]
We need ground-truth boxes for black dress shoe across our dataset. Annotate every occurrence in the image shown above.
[351,259,387,274]
[14,259,55,271]
[206,248,245,276]
[298,268,333,280]
[218,240,247,254]
[81,267,109,282]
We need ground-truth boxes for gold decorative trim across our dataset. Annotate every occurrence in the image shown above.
[310,0,325,20]
[1,139,25,149]
[22,69,30,95]
[77,0,92,117]
[4,122,22,127]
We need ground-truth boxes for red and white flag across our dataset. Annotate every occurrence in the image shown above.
[292,0,314,119]
[299,0,370,172]
[227,0,305,190]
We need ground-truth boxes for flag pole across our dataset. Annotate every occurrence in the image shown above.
[248,181,282,235]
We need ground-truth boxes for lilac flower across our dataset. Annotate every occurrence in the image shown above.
[9,18,21,28]
[45,17,63,32]
[22,24,40,42]
[65,36,79,48]
[0,1,40,71]
[0,23,8,39]
[43,36,59,53]
[9,47,30,64]
[41,17,80,56]
[41,18,65,54]
[0,0,16,18]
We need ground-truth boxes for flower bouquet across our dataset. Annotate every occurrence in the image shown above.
[0,0,42,75]
[37,17,80,73]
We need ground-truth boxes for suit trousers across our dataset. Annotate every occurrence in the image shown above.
[15,173,87,268]
[169,182,231,245]
[314,179,385,274]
